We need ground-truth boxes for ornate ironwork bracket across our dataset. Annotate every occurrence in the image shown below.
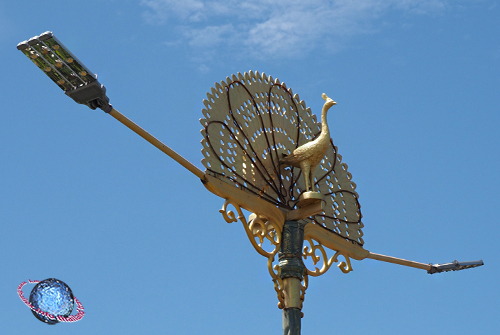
[303,235,353,276]
[218,198,361,312]
[220,199,281,258]
[219,199,286,308]
[217,196,369,310]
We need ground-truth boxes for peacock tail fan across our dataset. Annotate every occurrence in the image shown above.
[200,71,364,246]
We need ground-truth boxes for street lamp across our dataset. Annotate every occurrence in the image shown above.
[17,31,203,178]
[17,31,110,112]
[18,32,483,334]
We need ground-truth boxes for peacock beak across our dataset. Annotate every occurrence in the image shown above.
[321,93,336,105]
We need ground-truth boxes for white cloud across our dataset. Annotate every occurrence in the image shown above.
[183,24,234,48]
[141,0,204,22]
[141,0,450,59]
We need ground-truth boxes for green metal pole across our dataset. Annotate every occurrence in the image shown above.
[279,221,306,335]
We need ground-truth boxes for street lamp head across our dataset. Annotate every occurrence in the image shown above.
[17,31,111,112]
[428,260,484,274]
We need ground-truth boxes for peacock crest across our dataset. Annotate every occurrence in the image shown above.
[200,71,364,245]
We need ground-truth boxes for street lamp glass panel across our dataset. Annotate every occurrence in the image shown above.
[18,31,111,111]
[17,31,96,92]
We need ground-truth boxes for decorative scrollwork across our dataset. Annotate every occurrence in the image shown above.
[300,272,308,312]
[219,199,287,307]
[268,256,285,309]
[303,237,353,276]
[220,199,281,258]
[219,199,286,307]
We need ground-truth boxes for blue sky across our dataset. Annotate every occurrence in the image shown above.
[1,0,499,334]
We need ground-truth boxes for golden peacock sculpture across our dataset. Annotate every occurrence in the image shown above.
[200,71,364,246]
[279,93,336,192]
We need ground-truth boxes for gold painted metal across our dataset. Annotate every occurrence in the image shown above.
[219,200,281,258]
[285,201,324,221]
[299,273,308,313]
[304,223,369,261]
[200,71,364,246]
[204,174,285,229]
[269,255,285,309]
[283,278,302,309]
[108,108,205,180]
[279,93,336,192]
[218,199,286,308]
[296,191,324,208]
[303,236,353,275]
[366,252,432,271]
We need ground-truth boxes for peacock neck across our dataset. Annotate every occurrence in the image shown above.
[320,106,330,139]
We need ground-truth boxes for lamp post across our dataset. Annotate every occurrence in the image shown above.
[18,32,483,335]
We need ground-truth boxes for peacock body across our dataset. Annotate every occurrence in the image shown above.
[279,93,336,192]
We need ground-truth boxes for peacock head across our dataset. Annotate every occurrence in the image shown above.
[322,93,337,108]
